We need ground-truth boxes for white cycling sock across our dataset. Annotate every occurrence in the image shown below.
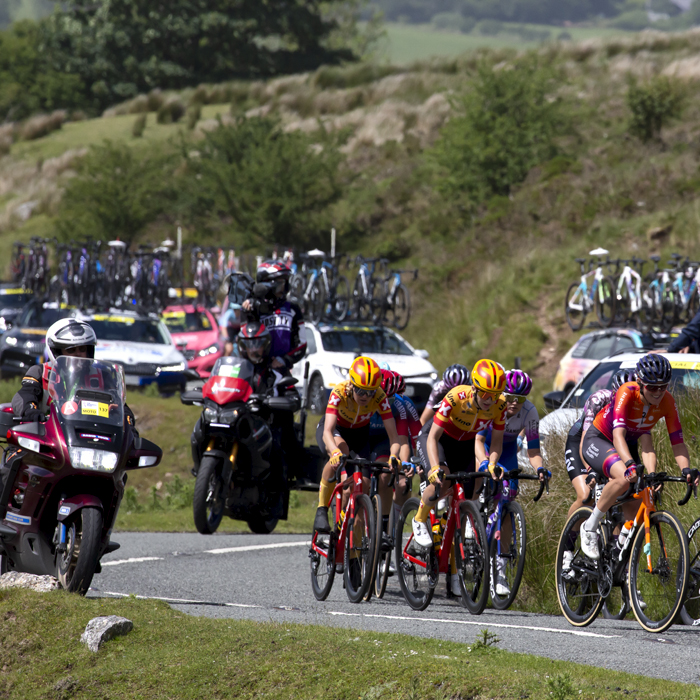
[584,506,604,533]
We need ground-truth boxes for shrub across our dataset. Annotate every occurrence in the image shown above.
[609,9,650,31]
[147,89,165,112]
[186,103,202,130]
[132,113,147,138]
[18,110,66,140]
[157,97,186,124]
[627,75,685,143]
[477,19,503,35]
[460,16,477,33]
[432,12,464,31]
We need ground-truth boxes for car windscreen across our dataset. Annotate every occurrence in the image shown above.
[564,360,700,408]
[89,315,170,344]
[0,292,32,309]
[320,328,413,355]
[18,305,74,328]
[162,310,213,333]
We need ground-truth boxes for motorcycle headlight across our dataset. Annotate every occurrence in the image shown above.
[69,447,118,473]
[198,345,219,357]
[219,408,239,425]
[203,407,218,423]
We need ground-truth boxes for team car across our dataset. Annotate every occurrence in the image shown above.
[0,285,33,334]
[0,300,77,378]
[292,322,438,413]
[162,305,223,378]
[78,309,189,394]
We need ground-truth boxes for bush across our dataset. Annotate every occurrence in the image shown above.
[132,113,147,138]
[608,9,650,30]
[147,89,165,112]
[157,97,186,124]
[477,19,504,35]
[627,75,685,143]
[432,12,464,31]
[557,31,573,41]
[18,110,66,140]
[186,103,202,130]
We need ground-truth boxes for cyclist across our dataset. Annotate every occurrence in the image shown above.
[579,354,696,560]
[313,356,402,534]
[412,359,507,561]
[475,369,545,596]
[420,364,470,425]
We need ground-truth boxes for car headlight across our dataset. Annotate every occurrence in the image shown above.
[333,365,349,379]
[198,345,218,357]
[158,362,186,372]
[430,372,438,381]
[69,447,118,473]
[5,336,17,346]
[203,407,218,423]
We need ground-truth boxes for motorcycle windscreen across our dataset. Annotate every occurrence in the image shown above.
[205,356,255,403]
[48,356,126,428]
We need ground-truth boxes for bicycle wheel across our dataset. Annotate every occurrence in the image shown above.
[680,517,700,626]
[660,288,676,332]
[310,531,336,601]
[363,493,383,602]
[308,280,325,324]
[637,283,654,333]
[615,278,631,326]
[489,501,526,610]
[343,493,376,603]
[564,282,586,331]
[555,507,605,627]
[352,278,370,321]
[602,583,630,620]
[289,274,305,310]
[331,275,350,322]
[628,510,689,633]
[370,278,386,325]
[454,500,489,615]
[395,497,436,611]
[375,503,394,599]
[391,284,411,330]
[595,276,616,328]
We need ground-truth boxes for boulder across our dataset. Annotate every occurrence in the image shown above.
[0,572,60,592]
[80,616,133,652]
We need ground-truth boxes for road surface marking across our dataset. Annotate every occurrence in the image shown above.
[103,591,262,608]
[101,556,164,567]
[205,541,310,555]
[328,611,622,639]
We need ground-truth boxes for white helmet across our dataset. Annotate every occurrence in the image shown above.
[46,318,97,362]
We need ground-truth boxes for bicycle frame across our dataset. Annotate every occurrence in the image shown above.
[569,262,607,313]
[617,264,643,314]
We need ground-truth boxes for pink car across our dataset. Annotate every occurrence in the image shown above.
[162,305,223,378]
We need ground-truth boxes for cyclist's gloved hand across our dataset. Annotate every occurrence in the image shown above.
[488,462,504,480]
[329,449,343,467]
[401,461,415,477]
[623,464,639,483]
[537,467,551,481]
[428,465,443,485]
[23,408,45,423]
[478,459,490,473]
[585,471,596,486]
[682,467,700,485]
[389,455,401,472]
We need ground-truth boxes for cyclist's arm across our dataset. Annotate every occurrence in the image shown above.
[398,435,411,463]
[474,432,489,463]
[381,415,401,458]
[527,448,543,471]
[322,411,341,457]
[420,405,435,425]
[612,426,634,466]
[639,433,656,474]
[487,428,504,468]
[673,442,690,476]
[426,420,444,468]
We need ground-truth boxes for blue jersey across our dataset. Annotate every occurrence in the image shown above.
[478,400,540,470]
[369,394,422,450]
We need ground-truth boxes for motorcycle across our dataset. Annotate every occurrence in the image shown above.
[181,355,300,535]
[0,356,162,594]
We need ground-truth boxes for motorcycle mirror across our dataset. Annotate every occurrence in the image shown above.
[276,376,298,389]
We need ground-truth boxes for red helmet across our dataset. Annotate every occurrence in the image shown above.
[380,369,398,397]
[392,371,406,396]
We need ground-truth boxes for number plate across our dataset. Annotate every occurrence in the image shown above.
[125,375,140,386]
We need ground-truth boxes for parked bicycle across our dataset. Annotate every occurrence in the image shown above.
[350,255,387,323]
[612,258,652,331]
[374,267,416,331]
[565,248,616,331]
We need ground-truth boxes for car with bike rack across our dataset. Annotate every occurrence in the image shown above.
[0,300,78,379]
[162,304,223,378]
[77,309,189,395]
[291,321,438,413]
[0,284,33,334]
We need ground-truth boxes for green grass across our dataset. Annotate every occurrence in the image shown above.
[1,589,697,700]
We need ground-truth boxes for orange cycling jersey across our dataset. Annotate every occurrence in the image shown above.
[434,385,506,442]
[326,381,393,429]
[592,381,684,445]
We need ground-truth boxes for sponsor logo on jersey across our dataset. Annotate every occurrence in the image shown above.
[380,399,391,413]
[585,443,599,459]
[565,449,574,472]
[458,391,466,400]
[329,393,341,406]
[438,402,451,417]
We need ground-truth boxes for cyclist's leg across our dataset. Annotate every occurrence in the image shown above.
[315,417,349,531]
[566,425,593,521]
[411,431,450,545]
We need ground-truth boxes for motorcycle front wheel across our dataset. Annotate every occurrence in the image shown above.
[193,455,225,534]
[248,491,282,534]
[56,506,103,595]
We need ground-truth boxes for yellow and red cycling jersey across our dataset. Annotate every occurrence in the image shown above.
[592,381,684,445]
[326,380,393,429]
[434,385,506,441]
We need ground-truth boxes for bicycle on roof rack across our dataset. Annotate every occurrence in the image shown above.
[565,248,617,331]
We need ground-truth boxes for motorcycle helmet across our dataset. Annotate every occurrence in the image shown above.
[237,322,271,364]
[471,359,506,395]
[635,354,672,386]
[46,318,97,363]
[442,363,470,389]
[505,369,532,396]
[611,369,635,392]
[256,260,291,296]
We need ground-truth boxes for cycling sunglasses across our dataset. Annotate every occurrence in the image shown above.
[352,385,377,398]
[504,394,527,404]
[642,383,668,394]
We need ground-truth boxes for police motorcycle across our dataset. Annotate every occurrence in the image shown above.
[0,356,162,593]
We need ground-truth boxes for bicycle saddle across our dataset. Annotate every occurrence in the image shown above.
[650,255,661,262]
[574,257,586,264]
[589,247,609,256]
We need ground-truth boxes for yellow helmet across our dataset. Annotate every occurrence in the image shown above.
[349,356,382,391]
[471,359,506,394]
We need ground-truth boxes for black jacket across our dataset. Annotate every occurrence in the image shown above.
[667,310,700,353]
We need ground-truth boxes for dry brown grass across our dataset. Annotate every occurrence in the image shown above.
[18,111,66,141]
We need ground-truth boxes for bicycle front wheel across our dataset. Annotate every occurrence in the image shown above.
[555,507,605,627]
[392,284,411,330]
[363,493,383,602]
[370,278,386,325]
[375,501,394,599]
[595,276,616,328]
[395,497,435,611]
[489,501,526,610]
[628,510,689,633]
[455,500,489,615]
[565,282,586,331]
[310,531,336,601]
[680,517,700,626]
[343,493,376,603]
[331,275,350,322]
[308,280,325,324]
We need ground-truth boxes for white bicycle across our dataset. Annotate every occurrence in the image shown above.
[565,248,617,331]
[613,257,653,331]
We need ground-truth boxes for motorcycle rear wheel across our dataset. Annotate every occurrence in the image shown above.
[193,456,225,534]
[56,506,103,595]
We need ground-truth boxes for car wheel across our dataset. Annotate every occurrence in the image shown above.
[308,374,326,414]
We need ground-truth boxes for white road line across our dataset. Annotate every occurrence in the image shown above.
[103,591,261,608]
[101,557,164,567]
[205,541,310,555]
[328,611,622,639]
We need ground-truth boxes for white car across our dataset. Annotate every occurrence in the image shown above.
[539,351,700,450]
[78,309,188,394]
[292,322,438,413]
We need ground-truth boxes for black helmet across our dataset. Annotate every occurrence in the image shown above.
[237,322,271,364]
[611,369,635,392]
[635,354,672,386]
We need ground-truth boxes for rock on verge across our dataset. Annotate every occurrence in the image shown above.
[0,572,60,592]
[81,616,134,652]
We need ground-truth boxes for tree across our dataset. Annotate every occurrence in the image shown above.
[42,0,357,110]
[627,75,685,143]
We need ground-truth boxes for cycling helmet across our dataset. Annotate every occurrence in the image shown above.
[505,369,532,396]
[393,371,406,396]
[635,353,672,386]
[378,361,391,370]
[442,363,470,389]
[46,318,96,363]
[256,261,291,294]
[611,369,636,392]
[237,321,271,364]
[349,356,382,391]
[381,369,399,398]
[471,359,506,395]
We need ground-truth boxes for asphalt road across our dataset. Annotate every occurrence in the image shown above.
[90,532,700,686]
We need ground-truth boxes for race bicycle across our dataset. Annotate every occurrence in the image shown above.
[374,267,417,331]
[565,248,616,331]
[612,258,652,331]
[555,471,693,633]
[350,256,387,323]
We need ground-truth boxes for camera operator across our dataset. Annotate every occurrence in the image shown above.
[241,261,307,369]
